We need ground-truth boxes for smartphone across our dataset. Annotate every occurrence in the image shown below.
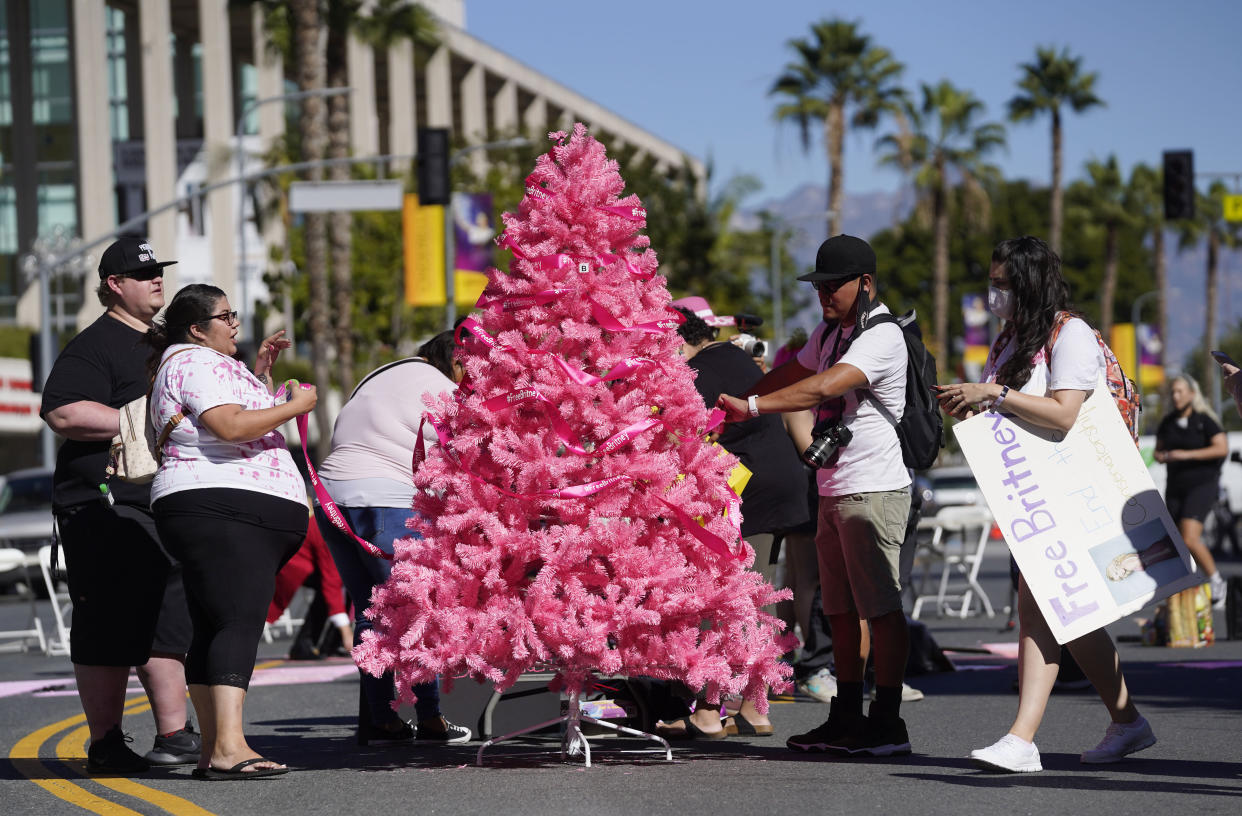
[1211,350,1231,365]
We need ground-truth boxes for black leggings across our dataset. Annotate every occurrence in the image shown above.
[154,488,307,689]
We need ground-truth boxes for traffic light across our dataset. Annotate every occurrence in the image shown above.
[1162,150,1195,221]
[417,128,451,206]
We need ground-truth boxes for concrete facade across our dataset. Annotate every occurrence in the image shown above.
[11,0,701,335]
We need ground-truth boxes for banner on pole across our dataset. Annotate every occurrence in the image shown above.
[403,194,446,306]
[451,192,493,307]
[954,382,1201,644]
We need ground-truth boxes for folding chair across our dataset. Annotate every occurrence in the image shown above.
[38,543,72,656]
[0,548,46,654]
[911,505,996,619]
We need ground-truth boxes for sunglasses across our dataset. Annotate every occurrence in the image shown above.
[115,266,165,282]
[207,310,240,327]
[812,275,861,294]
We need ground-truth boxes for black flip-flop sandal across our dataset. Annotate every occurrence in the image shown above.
[723,715,774,737]
[200,757,290,780]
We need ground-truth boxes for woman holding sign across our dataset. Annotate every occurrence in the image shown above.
[936,237,1155,773]
[148,284,316,779]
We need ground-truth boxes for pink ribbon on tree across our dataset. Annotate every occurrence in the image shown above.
[456,317,658,387]
[590,300,684,334]
[494,232,529,259]
[599,252,653,280]
[482,388,662,456]
[475,288,573,312]
[596,204,646,222]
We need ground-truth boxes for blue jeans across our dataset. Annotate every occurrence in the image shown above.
[315,504,441,723]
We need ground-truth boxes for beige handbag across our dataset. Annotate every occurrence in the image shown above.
[105,349,191,485]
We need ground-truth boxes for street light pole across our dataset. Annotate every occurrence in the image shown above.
[235,86,351,342]
[443,137,531,329]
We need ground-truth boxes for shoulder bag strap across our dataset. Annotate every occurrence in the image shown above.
[348,357,432,400]
[149,347,195,461]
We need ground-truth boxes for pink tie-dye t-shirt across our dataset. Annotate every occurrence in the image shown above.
[149,344,305,504]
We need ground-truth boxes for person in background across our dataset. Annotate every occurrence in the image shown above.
[39,235,199,774]
[656,299,807,740]
[315,329,472,746]
[1214,350,1241,417]
[1154,373,1229,607]
[268,512,353,660]
[148,284,315,779]
[936,236,1154,773]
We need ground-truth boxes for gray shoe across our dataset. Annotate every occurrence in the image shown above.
[796,668,838,703]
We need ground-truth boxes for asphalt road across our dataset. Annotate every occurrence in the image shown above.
[1,544,1240,816]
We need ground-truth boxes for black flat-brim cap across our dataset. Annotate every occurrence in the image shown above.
[797,234,875,283]
[97,235,178,279]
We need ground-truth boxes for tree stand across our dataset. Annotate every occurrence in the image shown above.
[475,686,672,767]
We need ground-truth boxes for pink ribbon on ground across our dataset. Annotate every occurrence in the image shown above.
[590,301,684,334]
[596,204,646,222]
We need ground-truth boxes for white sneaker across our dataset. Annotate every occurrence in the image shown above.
[970,734,1042,773]
[797,668,838,703]
[868,682,925,702]
[1210,574,1228,611]
[1080,716,1156,763]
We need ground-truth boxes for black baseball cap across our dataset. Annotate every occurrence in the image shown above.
[97,235,177,279]
[797,235,876,283]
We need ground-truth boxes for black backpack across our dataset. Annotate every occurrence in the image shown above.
[859,309,944,470]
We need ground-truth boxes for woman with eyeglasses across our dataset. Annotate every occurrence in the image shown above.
[146,284,317,779]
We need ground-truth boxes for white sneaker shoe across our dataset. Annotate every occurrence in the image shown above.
[1210,574,1228,611]
[868,682,925,702]
[1080,716,1156,763]
[970,734,1042,773]
[797,668,838,703]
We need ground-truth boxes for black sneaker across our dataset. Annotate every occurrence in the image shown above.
[786,709,866,753]
[831,715,912,757]
[87,726,151,775]
[144,722,202,766]
[415,717,472,744]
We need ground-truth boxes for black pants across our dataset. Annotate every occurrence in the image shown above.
[154,488,307,689]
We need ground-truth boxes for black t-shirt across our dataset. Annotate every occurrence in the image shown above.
[688,342,809,537]
[1156,409,1224,493]
[41,314,154,511]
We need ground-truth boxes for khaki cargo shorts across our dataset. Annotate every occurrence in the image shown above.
[815,490,911,620]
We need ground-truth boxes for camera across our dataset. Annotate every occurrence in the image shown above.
[801,421,853,469]
[732,333,766,358]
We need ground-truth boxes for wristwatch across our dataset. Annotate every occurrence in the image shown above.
[993,384,1010,410]
[747,395,760,417]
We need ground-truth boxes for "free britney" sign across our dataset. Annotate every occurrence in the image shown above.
[955,380,1202,644]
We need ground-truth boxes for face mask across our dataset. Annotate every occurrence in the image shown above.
[987,286,1015,320]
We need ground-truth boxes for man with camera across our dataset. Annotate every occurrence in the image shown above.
[716,235,912,757]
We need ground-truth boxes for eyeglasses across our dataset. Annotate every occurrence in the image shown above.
[812,275,861,294]
[208,310,239,327]
[116,267,164,282]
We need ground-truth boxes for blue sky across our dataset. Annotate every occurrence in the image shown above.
[467,0,1242,204]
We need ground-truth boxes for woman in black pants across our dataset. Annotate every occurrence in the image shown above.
[147,284,316,779]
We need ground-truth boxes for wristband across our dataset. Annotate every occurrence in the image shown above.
[747,395,760,418]
[993,385,1010,411]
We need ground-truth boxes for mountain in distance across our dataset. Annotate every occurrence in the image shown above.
[738,183,1242,371]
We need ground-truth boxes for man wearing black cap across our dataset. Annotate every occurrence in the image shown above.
[40,235,199,774]
[717,234,913,757]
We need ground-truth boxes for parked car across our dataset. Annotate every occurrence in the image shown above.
[0,467,54,592]
[919,465,985,518]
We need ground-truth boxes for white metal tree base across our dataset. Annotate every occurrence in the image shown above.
[475,689,673,767]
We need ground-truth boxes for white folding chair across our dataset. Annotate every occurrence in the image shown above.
[0,548,46,654]
[911,505,996,619]
[38,543,72,656]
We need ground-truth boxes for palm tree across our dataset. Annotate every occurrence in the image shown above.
[770,19,905,237]
[876,80,1005,358]
[1177,181,1242,392]
[1068,155,1131,340]
[1124,162,1168,384]
[289,0,334,452]
[1007,47,1104,255]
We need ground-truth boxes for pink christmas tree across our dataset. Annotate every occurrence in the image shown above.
[355,125,792,712]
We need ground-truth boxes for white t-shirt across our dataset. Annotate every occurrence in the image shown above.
[150,344,305,504]
[983,316,1103,396]
[796,304,911,496]
[317,358,454,507]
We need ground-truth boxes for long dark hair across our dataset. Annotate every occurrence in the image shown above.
[145,284,226,378]
[992,236,1077,390]
[417,329,459,380]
